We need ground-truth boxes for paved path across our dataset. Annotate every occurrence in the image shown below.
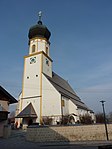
[0,130,112,149]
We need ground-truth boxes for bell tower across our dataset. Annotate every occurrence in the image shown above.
[20,12,52,124]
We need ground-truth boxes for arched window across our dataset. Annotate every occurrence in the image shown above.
[32,45,36,53]
[46,47,48,55]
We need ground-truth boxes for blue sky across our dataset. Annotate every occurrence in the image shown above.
[0,0,112,113]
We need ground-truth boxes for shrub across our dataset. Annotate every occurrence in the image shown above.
[79,114,93,124]
[95,113,104,123]
[42,116,53,125]
[61,115,69,125]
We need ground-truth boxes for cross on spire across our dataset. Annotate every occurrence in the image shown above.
[38,11,42,22]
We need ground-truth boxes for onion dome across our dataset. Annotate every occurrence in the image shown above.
[28,12,51,41]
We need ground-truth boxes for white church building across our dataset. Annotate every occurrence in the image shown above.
[16,13,94,127]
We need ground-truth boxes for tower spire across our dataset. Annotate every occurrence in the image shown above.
[38,11,42,25]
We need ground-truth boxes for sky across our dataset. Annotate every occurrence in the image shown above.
[0,0,112,114]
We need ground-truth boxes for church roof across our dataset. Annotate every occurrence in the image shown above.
[0,86,17,104]
[44,72,91,111]
[16,103,37,118]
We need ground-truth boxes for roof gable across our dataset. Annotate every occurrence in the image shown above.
[0,86,17,104]
[16,103,37,118]
[44,72,90,111]
[44,72,77,95]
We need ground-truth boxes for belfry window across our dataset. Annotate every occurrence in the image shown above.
[46,47,48,55]
[32,45,36,53]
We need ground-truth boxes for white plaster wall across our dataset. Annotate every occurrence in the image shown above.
[23,54,41,98]
[29,38,50,56]
[42,74,61,116]
[68,100,78,115]
[38,40,46,53]
[42,54,52,77]
[61,96,69,115]
[68,100,79,121]
[78,108,88,116]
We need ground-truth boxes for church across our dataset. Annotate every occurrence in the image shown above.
[16,12,94,128]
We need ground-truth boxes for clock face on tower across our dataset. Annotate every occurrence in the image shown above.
[30,57,36,64]
[42,54,52,77]
[46,58,49,66]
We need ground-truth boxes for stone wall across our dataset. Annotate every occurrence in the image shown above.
[26,124,112,142]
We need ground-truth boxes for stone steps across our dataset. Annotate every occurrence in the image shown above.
[10,130,26,138]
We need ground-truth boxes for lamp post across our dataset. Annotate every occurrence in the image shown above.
[100,100,109,141]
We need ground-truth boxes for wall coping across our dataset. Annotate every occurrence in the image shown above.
[28,123,112,128]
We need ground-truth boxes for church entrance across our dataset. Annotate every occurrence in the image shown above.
[68,114,76,124]
[28,119,33,126]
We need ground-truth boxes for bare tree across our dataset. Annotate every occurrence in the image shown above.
[108,112,112,123]
[79,114,93,124]
[95,112,104,123]
[42,116,53,125]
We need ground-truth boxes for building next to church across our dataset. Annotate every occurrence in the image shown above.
[16,12,95,128]
[0,86,17,137]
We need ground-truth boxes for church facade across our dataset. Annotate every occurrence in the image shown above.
[16,13,94,128]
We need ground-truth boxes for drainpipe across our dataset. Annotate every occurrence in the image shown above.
[61,95,64,124]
